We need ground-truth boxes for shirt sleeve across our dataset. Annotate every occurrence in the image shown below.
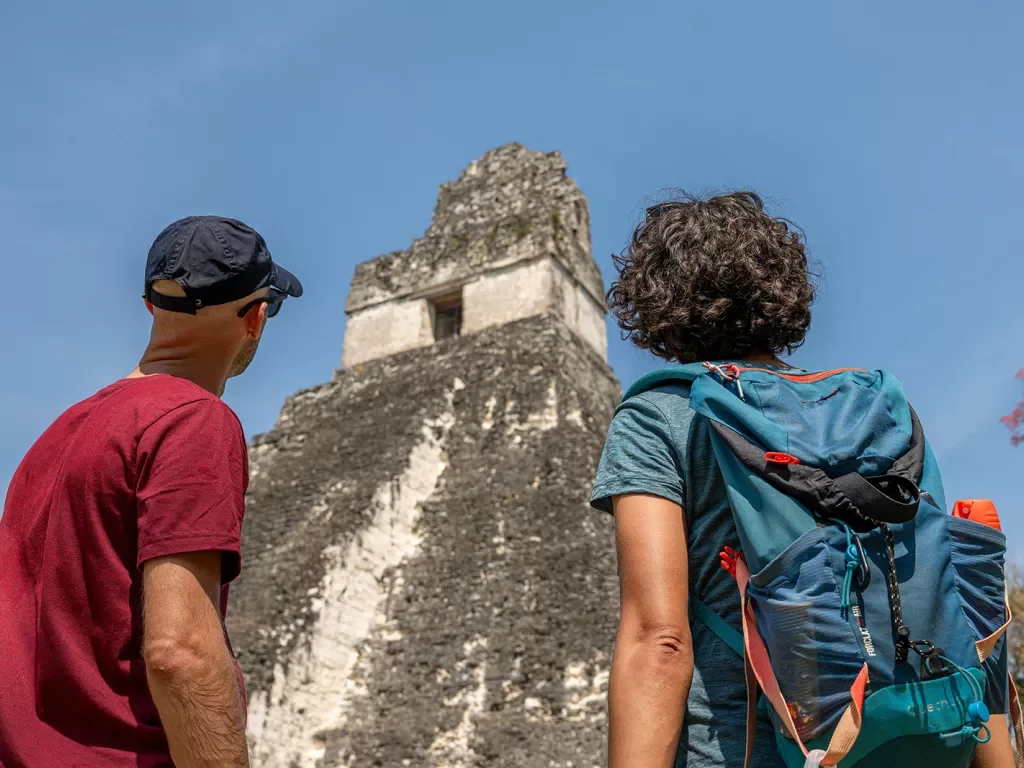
[135,399,248,582]
[590,393,685,514]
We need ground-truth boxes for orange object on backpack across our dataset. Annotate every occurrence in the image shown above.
[951,499,1002,531]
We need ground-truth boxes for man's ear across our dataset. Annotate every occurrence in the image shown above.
[144,298,155,316]
[245,301,268,340]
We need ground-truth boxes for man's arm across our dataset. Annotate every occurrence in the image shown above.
[608,493,692,768]
[142,552,248,768]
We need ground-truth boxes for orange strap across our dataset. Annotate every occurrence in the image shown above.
[1008,675,1024,767]
[822,674,868,766]
[743,643,759,768]
[978,590,1022,765]
[977,588,1013,663]
[737,555,869,768]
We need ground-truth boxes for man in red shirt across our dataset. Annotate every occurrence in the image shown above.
[0,216,302,768]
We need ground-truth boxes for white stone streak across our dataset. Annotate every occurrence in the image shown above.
[492,514,507,557]
[515,657,608,727]
[480,396,497,431]
[562,659,609,723]
[246,384,459,768]
[428,636,489,767]
[505,381,559,436]
[528,381,559,432]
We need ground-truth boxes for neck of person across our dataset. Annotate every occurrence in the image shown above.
[738,350,789,367]
[130,342,231,397]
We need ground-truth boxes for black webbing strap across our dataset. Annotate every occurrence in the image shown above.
[709,420,921,525]
[885,406,926,484]
[146,288,202,315]
[831,472,920,524]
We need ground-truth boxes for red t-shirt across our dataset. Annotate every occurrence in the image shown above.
[0,375,248,768]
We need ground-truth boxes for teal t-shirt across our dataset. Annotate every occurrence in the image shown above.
[591,377,787,768]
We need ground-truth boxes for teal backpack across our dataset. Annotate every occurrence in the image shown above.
[624,363,1021,768]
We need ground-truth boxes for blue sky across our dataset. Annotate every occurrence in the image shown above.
[2,1,1021,549]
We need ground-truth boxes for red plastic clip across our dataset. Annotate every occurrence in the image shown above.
[765,452,800,465]
[719,546,740,579]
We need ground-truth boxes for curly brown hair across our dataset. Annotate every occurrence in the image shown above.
[607,191,817,363]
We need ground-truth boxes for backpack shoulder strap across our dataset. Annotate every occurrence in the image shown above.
[622,363,708,402]
[690,594,744,658]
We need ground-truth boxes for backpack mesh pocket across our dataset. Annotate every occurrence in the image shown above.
[747,527,866,741]
[948,515,1007,643]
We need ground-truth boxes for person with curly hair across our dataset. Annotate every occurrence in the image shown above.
[591,192,814,768]
[591,192,1018,768]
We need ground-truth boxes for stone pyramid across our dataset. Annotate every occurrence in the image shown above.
[227,144,621,768]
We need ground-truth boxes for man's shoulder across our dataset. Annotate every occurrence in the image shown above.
[96,376,242,437]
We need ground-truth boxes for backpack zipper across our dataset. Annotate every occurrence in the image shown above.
[730,366,868,383]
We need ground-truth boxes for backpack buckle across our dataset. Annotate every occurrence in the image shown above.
[765,452,800,465]
[719,546,741,579]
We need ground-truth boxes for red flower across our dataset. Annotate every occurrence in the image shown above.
[1003,370,1024,447]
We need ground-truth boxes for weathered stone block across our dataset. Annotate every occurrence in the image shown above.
[341,144,607,368]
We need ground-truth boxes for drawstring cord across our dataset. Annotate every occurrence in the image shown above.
[910,647,992,744]
[830,519,864,614]
[841,534,856,612]
[830,525,990,745]
[935,655,991,744]
[940,723,992,745]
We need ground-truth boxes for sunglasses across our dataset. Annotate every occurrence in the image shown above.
[237,287,287,319]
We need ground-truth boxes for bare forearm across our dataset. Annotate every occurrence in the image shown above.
[146,647,248,768]
[608,636,693,768]
[971,714,1015,768]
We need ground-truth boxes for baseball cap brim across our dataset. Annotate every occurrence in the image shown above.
[271,263,303,298]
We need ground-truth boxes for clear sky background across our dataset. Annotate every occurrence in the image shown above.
[2,2,1021,550]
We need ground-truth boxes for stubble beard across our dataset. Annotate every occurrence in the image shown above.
[228,336,260,378]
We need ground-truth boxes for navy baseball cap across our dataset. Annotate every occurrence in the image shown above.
[144,216,302,314]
